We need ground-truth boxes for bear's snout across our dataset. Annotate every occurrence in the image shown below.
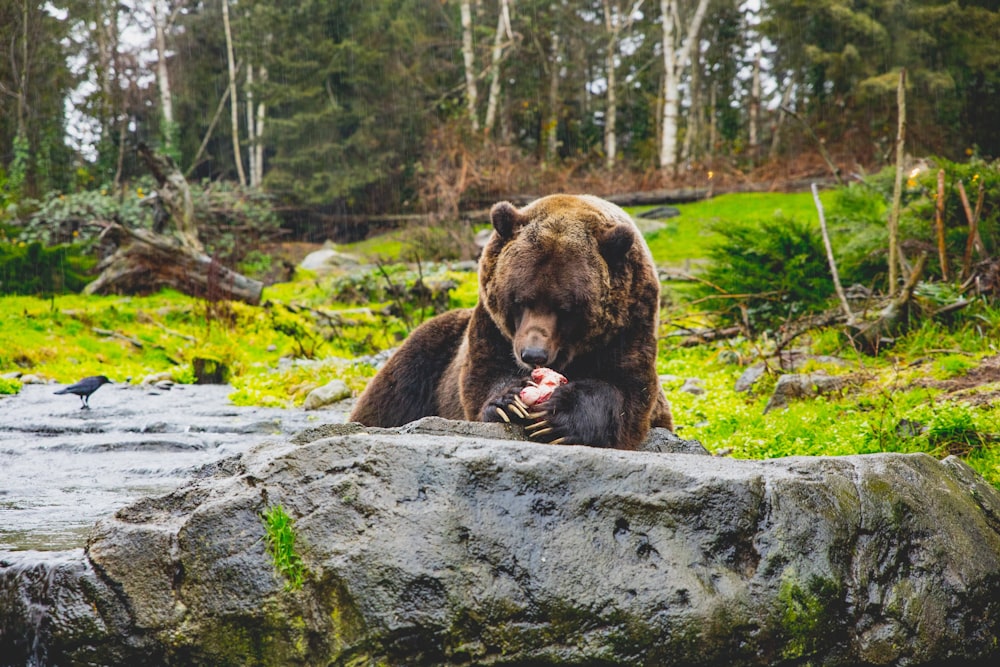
[519,346,550,367]
[514,309,560,368]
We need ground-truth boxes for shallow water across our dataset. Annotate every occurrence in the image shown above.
[0,381,347,551]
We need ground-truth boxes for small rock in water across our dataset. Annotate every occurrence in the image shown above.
[141,371,174,386]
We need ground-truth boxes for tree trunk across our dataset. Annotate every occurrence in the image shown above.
[887,68,906,296]
[748,45,761,163]
[484,0,511,135]
[603,1,644,170]
[769,81,794,161]
[708,84,717,159]
[152,0,175,150]
[680,42,700,164]
[85,226,263,305]
[604,37,617,169]
[138,143,202,252]
[603,1,618,169]
[222,0,247,186]
[254,65,267,187]
[460,0,480,132]
[246,62,256,184]
[16,0,28,139]
[544,32,561,163]
[659,0,710,172]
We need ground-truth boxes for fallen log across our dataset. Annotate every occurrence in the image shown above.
[84,143,263,304]
[85,224,263,304]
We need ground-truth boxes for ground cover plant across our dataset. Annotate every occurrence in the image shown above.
[262,504,307,591]
[2,181,999,491]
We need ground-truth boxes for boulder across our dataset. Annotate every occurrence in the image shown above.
[3,419,1000,666]
[298,247,360,273]
[301,379,351,410]
[763,372,856,413]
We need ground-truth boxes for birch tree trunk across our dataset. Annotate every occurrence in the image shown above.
[460,0,480,132]
[604,36,617,169]
[887,68,907,296]
[246,62,255,183]
[244,61,267,187]
[602,1,643,170]
[748,46,761,161]
[680,43,700,164]
[152,0,175,150]
[254,66,267,187]
[544,32,561,163]
[769,81,794,160]
[484,0,512,135]
[659,0,710,172]
[222,0,247,186]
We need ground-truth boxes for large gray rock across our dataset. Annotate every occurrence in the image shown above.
[3,419,1000,666]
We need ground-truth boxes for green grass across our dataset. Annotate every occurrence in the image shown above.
[637,190,837,267]
[262,504,307,591]
[658,314,1000,490]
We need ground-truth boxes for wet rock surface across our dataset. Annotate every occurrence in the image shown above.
[0,381,347,551]
[3,418,1000,666]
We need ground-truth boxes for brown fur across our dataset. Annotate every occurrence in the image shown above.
[350,194,672,449]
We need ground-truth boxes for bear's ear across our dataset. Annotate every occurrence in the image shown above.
[599,224,634,268]
[490,201,525,240]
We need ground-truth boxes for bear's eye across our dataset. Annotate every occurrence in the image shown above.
[511,295,532,310]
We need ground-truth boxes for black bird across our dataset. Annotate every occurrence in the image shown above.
[54,375,112,409]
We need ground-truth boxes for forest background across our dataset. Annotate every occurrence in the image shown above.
[2,0,998,217]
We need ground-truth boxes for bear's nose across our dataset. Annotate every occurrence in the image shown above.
[520,347,549,367]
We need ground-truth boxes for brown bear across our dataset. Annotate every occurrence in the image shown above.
[349,194,673,450]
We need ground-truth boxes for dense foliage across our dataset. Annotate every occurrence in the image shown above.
[699,215,833,330]
[7,178,283,282]
[2,1,999,219]
[695,156,1000,330]
[0,238,94,295]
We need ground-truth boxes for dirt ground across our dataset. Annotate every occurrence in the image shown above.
[919,354,1000,407]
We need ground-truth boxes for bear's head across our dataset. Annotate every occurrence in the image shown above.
[479,194,653,371]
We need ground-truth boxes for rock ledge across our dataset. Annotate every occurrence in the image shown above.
[3,420,1000,666]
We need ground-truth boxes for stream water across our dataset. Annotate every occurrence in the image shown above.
[0,380,348,552]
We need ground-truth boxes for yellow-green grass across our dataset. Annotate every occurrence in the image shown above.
[638,190,838,268]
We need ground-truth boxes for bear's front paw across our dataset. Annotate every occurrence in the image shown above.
[482,382,537,425]
[523,408,571,444]
[522,384,616,447]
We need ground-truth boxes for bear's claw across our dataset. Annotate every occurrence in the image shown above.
[508,402,529,420]
[495,406,511,423]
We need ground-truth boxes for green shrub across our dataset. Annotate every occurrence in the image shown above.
[826,183,889,287]
[0,377,21,395]
[9,180,157,248]
[901,157,1000,270]
[833,157,1000,287]
[0,240,95,295]
[7,179,283,268]
[697,215,833,332]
